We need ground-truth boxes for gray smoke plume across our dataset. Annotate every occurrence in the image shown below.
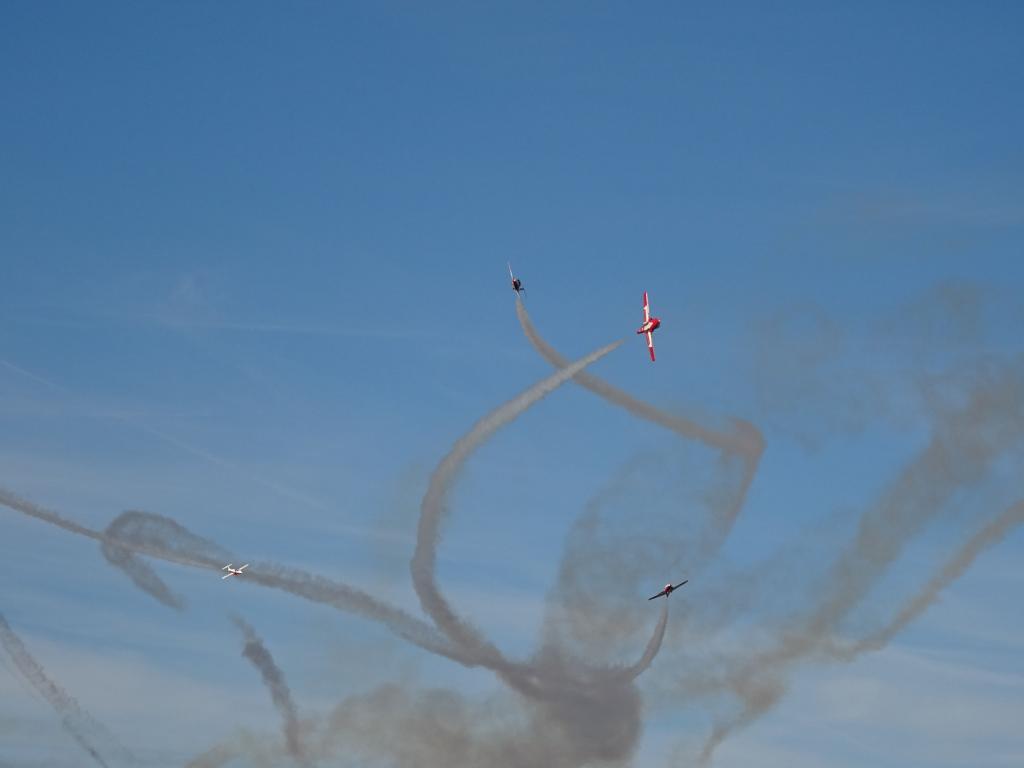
[2,293,1021,767]
[0,487,105,543]
[231,616,307,764]
[184,733,282,768]
[516,297,1024,763]
[0,336,667,768]
[409,336,677,766]
[100,540,185,611]
[541,449,734,664]
[515,297,763,546]
[100,510,231,611]
[516,298,754,668]
[183,743,238,768]
[836,499,1024,659]
[682,359,1024,763]
[0,492,460,662]
[314,682,622,768]
[0,488,215,572]
[0,612,134,768]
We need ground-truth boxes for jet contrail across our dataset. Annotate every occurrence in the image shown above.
[231,616,307,765]
[119,417,331,513]
[2,357,333,517]
[0,612,134,768]
[515,297,763,544]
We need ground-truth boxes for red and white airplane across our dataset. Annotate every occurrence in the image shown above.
[648,580,687,600]
[636,291,661,361]
[221,563,249,579]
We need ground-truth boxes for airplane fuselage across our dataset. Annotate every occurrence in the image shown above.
[637,317,660,334]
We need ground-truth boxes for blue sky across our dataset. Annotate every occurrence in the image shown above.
[1,2,1022,766]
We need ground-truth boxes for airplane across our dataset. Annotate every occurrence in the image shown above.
[508,263,524,296]
[221,563,249,579]
[648,580,687,600]
[636,291,660,362]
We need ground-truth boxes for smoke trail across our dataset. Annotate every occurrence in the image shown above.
[100,541,186,611]
[779,361,1024,659]
[5,291,1017,766]
[0,612,133,768]
[231,616,306,764]
[411,338,623,659]
[540,446,734,667]
[515,298,763,543]
[621,600,669,680]
[408,337,677,765]
[0,487,105,543]
[690,360,1024,762]
[100,510,231,611]
[183,744,238,768]
[0,488,215,572]
[0,492,460,663]
[836,500,1024,658]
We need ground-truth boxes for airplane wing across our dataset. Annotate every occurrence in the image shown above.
[222,573,232,579]
[508,262,514,281]
[646,331,655,362]
[648,590,665,600]
[642,291,650,322]
[674,580,688,590]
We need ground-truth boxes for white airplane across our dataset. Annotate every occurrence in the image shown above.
[221,563,249,579]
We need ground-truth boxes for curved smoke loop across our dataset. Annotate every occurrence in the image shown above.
[2,299,1022,766]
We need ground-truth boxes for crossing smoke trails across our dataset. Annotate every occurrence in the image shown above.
[835,500,1024,659]
[3,339,668,766]
[685,358,1024,764]
[514,297,1024,762]
[409,336,676,764]
[102,510,233,611]
[411,338,624,660]
[231,616,307,764]
[515,297,763,545]
[0,612,133,768]
[0,488,458,661]
[1,299,1022,765]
